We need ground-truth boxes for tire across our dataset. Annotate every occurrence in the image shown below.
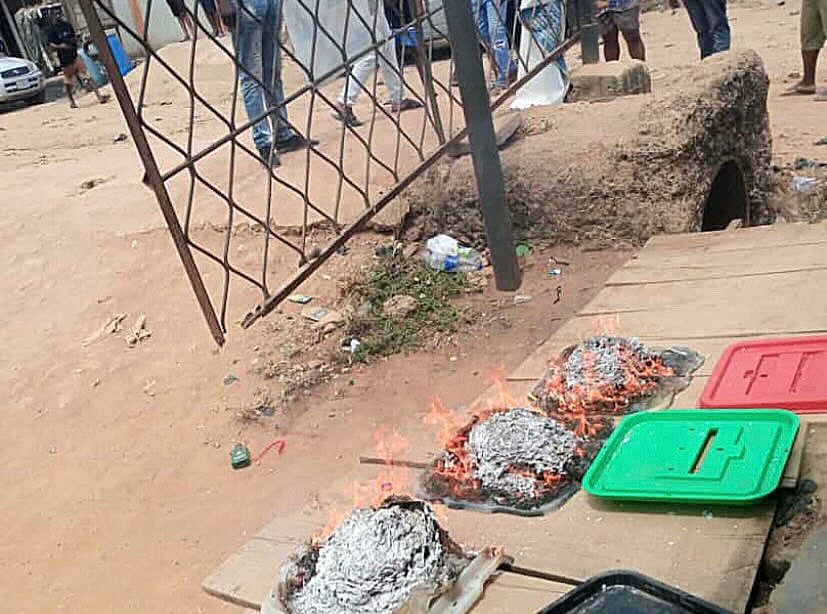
[27,90,46,105]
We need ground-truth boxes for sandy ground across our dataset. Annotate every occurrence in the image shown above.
[1,1,826,611]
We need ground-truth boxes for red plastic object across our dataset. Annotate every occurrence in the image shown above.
[700,336,827,414]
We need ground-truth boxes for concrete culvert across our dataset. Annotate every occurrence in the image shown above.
[403,50,774,249]
[702,161,748,231]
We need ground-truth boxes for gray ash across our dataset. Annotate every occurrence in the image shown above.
[278,498,467,614]
[424,408,582,512]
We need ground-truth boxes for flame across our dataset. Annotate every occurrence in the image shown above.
[537,338,673,436]
[422,393,570,504]
[313,428,413,545]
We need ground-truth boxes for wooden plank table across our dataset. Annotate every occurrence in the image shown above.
[204,222,827,613]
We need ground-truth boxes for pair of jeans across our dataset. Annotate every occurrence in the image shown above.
[232,0,294,151]
[682,0,731,59]
[471,0,514,88]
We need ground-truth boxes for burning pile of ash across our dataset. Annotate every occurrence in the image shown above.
[533,335,703,430]
[277,497,467,614]
[424,408,587,513]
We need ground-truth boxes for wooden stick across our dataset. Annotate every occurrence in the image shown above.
[358,456,430,470]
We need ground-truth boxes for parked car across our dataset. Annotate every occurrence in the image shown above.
[0,55,46,106]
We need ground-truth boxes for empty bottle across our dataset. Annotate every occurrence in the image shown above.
[422,234,483,273]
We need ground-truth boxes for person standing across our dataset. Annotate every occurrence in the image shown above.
[223,0,316,168]
[332,0,422,127]
[682,0,731,59]
[47,15,109,109]
[595,0,646,61]
[783,0,827,99]
[199,0,226,37]
[472,0,516,93]
[165,0,195,41]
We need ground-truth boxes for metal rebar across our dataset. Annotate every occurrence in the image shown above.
[499,561,583,587]
[443,0,521,292]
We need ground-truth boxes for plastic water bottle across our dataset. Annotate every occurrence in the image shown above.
[423,234,483,273]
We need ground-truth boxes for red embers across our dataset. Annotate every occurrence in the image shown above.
[700,335,827,414]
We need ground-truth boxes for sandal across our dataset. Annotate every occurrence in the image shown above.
[781,83,817,96]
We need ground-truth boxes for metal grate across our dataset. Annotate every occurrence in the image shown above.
[78,0,594,344]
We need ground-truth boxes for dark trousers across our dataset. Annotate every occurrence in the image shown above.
[682,0,731,59]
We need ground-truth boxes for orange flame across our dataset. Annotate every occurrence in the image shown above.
[537,338,673,436]
[313,428,413,545]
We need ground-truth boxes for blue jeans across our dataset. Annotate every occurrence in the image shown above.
[682,0,731,59]
[471,0,514,88]
[232,0,294,151]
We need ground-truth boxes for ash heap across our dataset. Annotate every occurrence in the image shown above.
[533,335,704,423]
[277,498,467,614]
[424,407,582,513]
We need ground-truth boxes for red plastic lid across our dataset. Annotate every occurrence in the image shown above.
[700,336,827,414]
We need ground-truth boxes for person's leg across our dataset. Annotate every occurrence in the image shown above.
[485,0,513,88]
[77,60,108,103]
[261,0,294,145]
[794,0,825,90]
[64,76,77,108]
[682,0,713,58]
[703,0,730,55]
[603,24,621,61]
[233,0,273,156]
[619,7,645,60]
[177,16,191,40]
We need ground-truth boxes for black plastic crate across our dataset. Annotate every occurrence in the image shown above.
[536,570,736,614]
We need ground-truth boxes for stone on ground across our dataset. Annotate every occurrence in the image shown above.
[569,60,652,101]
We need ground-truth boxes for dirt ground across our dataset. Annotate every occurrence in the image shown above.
[1,1,826,611]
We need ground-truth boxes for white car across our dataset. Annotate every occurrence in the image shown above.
[0,55,46,106]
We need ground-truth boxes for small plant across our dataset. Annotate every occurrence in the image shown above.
[343,252,472,361]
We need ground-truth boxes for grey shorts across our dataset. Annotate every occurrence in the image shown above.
[597,6,642,34]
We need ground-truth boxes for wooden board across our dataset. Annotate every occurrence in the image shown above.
[205,223,827,614]
[471,574,569,613]
[610,244,827,285]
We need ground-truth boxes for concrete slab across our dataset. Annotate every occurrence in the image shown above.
[569,60,652,101]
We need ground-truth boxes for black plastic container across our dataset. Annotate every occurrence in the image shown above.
[536,570,736,614]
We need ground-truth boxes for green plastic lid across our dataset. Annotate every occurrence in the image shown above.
[583,409,799,504]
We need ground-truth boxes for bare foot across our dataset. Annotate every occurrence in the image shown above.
[781,81,816,96]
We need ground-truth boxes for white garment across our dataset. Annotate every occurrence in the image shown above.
[511,0,568,109]
[340,35,403,106]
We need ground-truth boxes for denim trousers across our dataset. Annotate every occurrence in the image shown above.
[683,0,731,59]
[232,0,294,150]
[471,0,514,87]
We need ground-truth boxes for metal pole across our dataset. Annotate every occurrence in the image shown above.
[407,0,446,143]
[442,0,520,291]
[79,0,226,346]
[578,0,599,64]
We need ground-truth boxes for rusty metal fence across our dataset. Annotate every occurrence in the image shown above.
[78,0,594,344]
